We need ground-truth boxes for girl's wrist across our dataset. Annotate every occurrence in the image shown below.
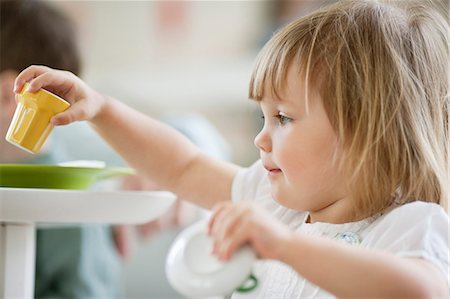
[90,93,112,125]
[273,231,301,262]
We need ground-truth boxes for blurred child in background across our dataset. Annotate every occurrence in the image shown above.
[1,1,122,297]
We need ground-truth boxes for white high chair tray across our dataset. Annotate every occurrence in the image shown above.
[0,187,176,224]
[0,187,176,299]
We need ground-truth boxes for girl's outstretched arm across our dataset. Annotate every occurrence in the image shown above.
[15,65,239,208]
[90,96,239,208]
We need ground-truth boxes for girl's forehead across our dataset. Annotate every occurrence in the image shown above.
[262,68,318,103]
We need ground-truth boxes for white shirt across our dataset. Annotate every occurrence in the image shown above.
[231,160,450,298]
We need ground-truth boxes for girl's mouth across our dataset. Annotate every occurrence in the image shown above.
[264,164,282,177]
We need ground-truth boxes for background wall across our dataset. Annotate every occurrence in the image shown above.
[48,1,274,166]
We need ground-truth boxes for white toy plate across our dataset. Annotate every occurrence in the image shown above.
[166,220,257,298]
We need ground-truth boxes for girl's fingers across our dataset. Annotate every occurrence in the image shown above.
[26,71,74,97]
[14,65,51,93]
[14,66,76,101]
[219,220,251,261]
[215,206,247,244]
[209,204,232,238]
[209,204,254,260]
[25,72,63,92]
[208,202,230,234]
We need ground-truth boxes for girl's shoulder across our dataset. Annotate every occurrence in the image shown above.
[377,201,448,226]
[363,201,449,249]
[364,201,449,286]
[366,201,448,236]
[385,200,446,217]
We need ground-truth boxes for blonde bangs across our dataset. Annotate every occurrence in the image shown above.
[248,18,321,102]
[248,36,286,101]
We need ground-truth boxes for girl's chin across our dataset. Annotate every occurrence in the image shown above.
[272,193,298,209]
[271,191,313,212]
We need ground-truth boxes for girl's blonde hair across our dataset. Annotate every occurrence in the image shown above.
[250,0,449,217]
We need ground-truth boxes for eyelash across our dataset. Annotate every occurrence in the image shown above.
[275,113,292,125]
[260,112,292,125]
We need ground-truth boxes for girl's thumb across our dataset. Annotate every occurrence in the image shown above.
[51,100,90,126]
[51,112,73,126]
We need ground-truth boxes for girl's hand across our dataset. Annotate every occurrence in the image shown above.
[14,65,106,126]
[208,201,293,261]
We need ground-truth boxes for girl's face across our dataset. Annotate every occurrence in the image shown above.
[255,67,350,222]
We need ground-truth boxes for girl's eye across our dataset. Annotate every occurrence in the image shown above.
[275,113,292,125]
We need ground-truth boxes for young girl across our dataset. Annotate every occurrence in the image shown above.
[13,0,449,297]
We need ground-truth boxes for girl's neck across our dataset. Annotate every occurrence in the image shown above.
[307,197,361,224]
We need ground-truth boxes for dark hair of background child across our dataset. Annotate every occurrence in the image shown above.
[0,0,81,75]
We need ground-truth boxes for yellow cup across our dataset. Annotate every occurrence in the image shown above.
[5,83,70,154]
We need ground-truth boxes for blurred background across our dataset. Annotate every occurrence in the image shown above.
[47,0,334,167]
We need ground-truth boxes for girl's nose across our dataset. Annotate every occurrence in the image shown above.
[254,127,271,152]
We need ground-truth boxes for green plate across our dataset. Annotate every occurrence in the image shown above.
[0,164,135,190]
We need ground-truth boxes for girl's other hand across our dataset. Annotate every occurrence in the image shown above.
[208,201,293,261]
[14,65,106,126]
